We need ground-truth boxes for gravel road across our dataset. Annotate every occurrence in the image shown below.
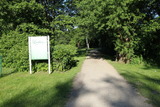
[65,50,152,107]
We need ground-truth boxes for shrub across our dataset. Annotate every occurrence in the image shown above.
[0,23,53,72]
[0,31,29,72]
[52,44,77,71]
[33,61,48,72]
[130,55,143,65]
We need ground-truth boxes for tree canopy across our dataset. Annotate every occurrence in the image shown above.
[75,0,160,63]
[0,0,160,71]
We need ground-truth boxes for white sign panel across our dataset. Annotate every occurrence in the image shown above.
[28,36,51,74]
[29,36,48,60]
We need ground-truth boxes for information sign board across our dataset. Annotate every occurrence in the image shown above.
[30,37,48,60]
[28,36,51,74]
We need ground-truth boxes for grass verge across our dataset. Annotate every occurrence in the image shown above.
[0,56,85,107]
[108,60,160,107]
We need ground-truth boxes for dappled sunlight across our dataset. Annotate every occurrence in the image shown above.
[66,50,152,107]
[2,79,72,107]
[0,56,85,107]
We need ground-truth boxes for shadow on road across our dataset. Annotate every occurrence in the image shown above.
[65,49,152,107]
[87,49,114,61]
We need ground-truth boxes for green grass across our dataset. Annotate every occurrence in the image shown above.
[0,56,85,107]
[108,60,160,107]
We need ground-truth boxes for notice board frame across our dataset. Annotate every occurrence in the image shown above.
[28,36,51,74]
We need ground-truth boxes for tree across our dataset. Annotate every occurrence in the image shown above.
[75,0,160,64]
[0,0,79,71]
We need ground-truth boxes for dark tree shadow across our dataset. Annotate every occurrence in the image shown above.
[141,64,160,70]
[0,68,16,78]
[65,73,151,107]
[85,49,158,107]
[86,49,114,61]
[1,79,73,107]
[75,48,87,57]
[115,70,160,107]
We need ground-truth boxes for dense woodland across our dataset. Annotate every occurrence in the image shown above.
[0,0,160,71]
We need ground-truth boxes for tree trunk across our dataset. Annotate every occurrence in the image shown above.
[77,41,80,49]
[86,36,90,50]
[116,53,130,64]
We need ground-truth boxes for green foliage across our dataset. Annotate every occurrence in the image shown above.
[52,44,77,72]
[1,0,160,71]
[130,55,143,65]
[33,61,48,72]
[50,15,78,46]
[0,31,28,72]
[0,23,52,72]
[75,0,160,64]
[9,0,45,25]
[0,0,51,72]
[16,23,52,35]
[0,0,78,72]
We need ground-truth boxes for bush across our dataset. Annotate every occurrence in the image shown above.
[52,44,77,71]
[0,31,29,72]
[0,23,53,72]
[130,55,143,65]
[33,61,48,72]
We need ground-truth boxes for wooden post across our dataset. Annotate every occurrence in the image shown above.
[86,36,90,49]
